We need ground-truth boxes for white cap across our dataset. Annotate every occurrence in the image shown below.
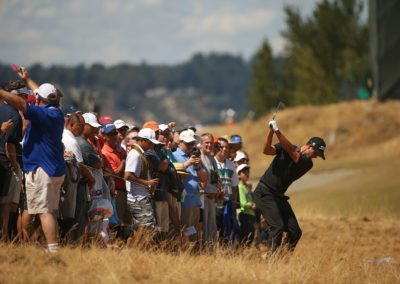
[236,164,250,174]
[114,119,128,129]
[138,128,161,144]
[234,151,247,162]
[179,129,196,143]
[159,124,169,132]
[83,113,101,128]
[34,83,57,100]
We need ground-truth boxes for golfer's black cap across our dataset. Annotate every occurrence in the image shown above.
[307,137,326,160]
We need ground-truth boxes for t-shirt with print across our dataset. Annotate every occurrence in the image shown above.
[215,158,239,201]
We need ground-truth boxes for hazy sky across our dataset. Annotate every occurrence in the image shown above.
[0,0,319,66]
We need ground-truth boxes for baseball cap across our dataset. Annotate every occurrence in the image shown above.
[114,119,128,130]
[234,151,247,162]
[143,121,159,131]
[230,134,242,144]
[307,137,326,160]
[138,128,161,144]
[159,124,169,132]
[102,123,117,135]
[179,129,196,143]
[34,83,57,100]
[83,113,101,128]
[236,164,250,174]
[99,116,113,125]
[173,163,190,177]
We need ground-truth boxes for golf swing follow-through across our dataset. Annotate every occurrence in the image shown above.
[252,103,326,252]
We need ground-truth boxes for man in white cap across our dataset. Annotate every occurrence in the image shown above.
[124,128,160,229]
[0,67,65,252]
[172,129,206,242]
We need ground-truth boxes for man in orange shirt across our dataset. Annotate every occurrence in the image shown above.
[101,123,128,225]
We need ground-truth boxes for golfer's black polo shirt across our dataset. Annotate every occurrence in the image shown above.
[259,143,313,195]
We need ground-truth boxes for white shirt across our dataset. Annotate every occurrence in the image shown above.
[125,144,150,198]
[62,129,83,163]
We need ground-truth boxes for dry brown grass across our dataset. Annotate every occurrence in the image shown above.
[1,217,399,283]
[1,100,399,283]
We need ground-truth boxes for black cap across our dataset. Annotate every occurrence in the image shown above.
[307,137,326,160]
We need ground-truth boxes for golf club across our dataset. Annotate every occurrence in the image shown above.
[272,101,286,120]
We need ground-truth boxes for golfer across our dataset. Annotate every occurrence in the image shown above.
[252,119,326,251]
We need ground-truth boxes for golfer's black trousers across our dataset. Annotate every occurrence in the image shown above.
[252,184,302,251]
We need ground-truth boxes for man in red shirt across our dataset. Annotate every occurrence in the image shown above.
[101,123,128,225]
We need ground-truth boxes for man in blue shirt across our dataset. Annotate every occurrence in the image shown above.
[0,67,65,253]
[173,129,206,242]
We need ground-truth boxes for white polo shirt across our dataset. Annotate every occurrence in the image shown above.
[125,144,150,198]
[62,128,83,163]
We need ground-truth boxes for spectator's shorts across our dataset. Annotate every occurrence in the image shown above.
[155,201,169,233]
[127,195,155,229]
[25,167,65,214]
[0,164,22,204]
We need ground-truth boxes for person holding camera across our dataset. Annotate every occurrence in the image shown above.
[172,129,206,242]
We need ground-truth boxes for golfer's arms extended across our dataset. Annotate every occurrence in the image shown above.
[263,128,276,155]
[275,130,300,163]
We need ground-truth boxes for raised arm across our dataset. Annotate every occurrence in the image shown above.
[263,124,276,155]
[269,120,300,163]
[18,67,39,91]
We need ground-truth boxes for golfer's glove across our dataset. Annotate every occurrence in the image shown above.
[269,120,279,132]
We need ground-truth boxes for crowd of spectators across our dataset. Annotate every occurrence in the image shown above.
[0,67,263,253]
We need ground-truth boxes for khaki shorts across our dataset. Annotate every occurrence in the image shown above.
[155,201,169,233]
[25,167,65,214]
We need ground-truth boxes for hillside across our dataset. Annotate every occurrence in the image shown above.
[202,99,400,177]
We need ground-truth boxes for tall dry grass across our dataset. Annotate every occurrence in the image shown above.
[1,217,399,283]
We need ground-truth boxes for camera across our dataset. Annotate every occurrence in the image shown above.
[191,147,201,158]
[210,170,219,185]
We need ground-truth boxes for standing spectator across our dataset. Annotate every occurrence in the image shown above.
[60,112,95,239]
[143,122,171,238]
[236,164,256,246]
[124,128,159,229]
[101,123,128,225]
[75,113,104,240]
[0,68,65,253]
[200,133,219,248]
[0,92,22,240]
[173,129,206,242]
[125,126,140,153]
[214,137,240,245]
[113,119,129,150]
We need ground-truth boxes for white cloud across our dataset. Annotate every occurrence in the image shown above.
[180,9,276,37]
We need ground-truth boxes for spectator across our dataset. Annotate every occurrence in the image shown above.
[236,164,256,246]
[114,119,129,150]
[125,126,140,153]
[214,137,240,245]
[173,129,206,242]
[142,121,170,238]
[0,67,65,253]
[124,128,159,229]
[0,92,22,240]
[60,112,95,240]
[199,133,219,248]
[101,123,128,225]
[233,151,249,167]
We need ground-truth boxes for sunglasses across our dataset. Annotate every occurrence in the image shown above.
[107,131,118,136]
[184,142,196,146]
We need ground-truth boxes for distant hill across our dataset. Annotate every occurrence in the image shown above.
[0,53,251,125]
[202,99,400,177]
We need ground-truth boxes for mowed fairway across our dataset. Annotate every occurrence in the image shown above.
[1,100,399,283]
